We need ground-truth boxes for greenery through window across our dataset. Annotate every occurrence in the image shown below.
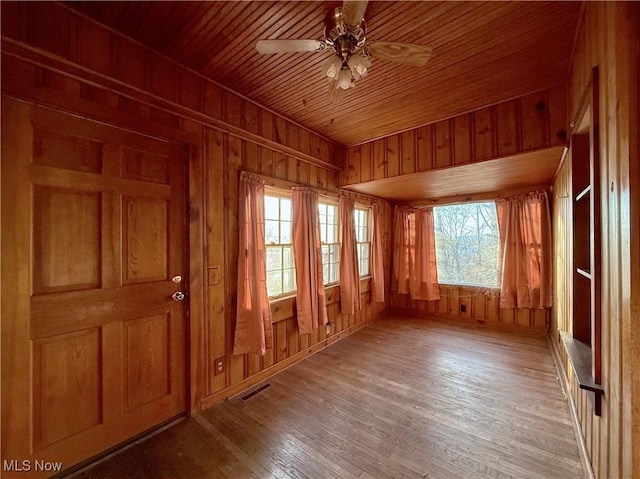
[354,207,370,277]
[433,202,500,287]
[265,193,296,297]
[318,202,339,285]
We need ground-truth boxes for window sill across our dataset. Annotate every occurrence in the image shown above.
[559,331,604,416]
[268,293,296,305]
[437,282,499,290]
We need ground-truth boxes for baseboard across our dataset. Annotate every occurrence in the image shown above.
[547,332,595,479]
[200,310,385,409]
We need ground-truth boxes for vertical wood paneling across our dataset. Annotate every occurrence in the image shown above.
[496,99,520,157]
[26,2,72,59]
[386,135,399,177]
[434,120,451,169]
[206,130,226,394]
[401,130,416,175]
[474,107,495,161]
[520,91,549,151]
[360,142,372,182]
[341,89,564,187]
[391,285,548,332]
[548,85,568,146]
[453,114,472,165]
[346,146,361,185]
[551,4,640,479]
[373,139,386,180]
[416,125,434,171]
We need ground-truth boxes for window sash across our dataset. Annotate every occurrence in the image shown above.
[265,192,296,298]
[354,206,371,277]
[319,201,340,285]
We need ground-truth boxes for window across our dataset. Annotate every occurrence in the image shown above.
[264,192,296,298]
[318,201,339,285]
[354,207,370,277]
[433,202,500,287]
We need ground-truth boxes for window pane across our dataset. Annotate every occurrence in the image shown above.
[280,198,292,221]
[433,202,500,287]
[327,205,336,223]
[283,246,294,268]
[320,223,327,243]
[323,264,329,284]
[266,246,282,271]
[280,220,292,244]
[318,203,326,218]
[283,268,296,292]
[327,224,335,243]
[265,220,279,244]
[330,244,339,263]
[321,244,329,264]
[267,271,282,296]
[265,196,280,220]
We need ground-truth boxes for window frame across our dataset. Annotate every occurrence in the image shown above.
[264,187,296,300]
[354,205,371,278]
[318,197,340,287]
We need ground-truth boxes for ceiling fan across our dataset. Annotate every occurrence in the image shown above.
[255,1,433,101]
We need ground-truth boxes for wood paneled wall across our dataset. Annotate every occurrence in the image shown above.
[550,3,639,479]
[0,2,391,419]
[0,2,343,170]
[391,285,548,333]
[204,136,393,404]
[341,86,566,186]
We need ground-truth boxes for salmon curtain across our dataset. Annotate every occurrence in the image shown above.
[392,207,411,294]
[410,208,440,300]
[292,187,328,335]
[339,196,361,314]
[496,190,552,309]
[392,206,440,301]
[233,172,273,355]
[371,203,385,303]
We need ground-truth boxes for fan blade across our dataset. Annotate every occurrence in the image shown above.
[255,39,324,54]
[342,0,368,27]
[367,41,433,67]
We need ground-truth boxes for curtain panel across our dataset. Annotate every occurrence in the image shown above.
[371,203,385,303]
[496,190,552,309]
[339,196,362,314]
[233,172,273,356]
[292,187,328,335]
[392,206,440,301]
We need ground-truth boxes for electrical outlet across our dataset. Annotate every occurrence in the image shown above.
[213,357,225,375]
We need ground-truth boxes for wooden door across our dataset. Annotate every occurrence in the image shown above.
[1,98,187,477]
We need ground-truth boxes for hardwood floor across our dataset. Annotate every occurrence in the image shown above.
[69,316,584,479]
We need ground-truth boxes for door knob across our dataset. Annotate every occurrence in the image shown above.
[172,291,186,301]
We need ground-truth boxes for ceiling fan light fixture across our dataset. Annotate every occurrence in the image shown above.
[322,54,343,79]
[348,52,371,79]
[336,67,353,89]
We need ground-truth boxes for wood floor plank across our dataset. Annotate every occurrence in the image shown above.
[69,316,583,479]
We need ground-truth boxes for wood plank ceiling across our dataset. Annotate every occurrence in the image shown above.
[67,1,581,147]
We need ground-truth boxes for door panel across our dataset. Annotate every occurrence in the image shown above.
[1,98,187,477]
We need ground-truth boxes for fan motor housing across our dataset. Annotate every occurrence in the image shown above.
[324,7,366,60]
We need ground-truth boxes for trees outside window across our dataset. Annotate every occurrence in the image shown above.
[433,202,500,287]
